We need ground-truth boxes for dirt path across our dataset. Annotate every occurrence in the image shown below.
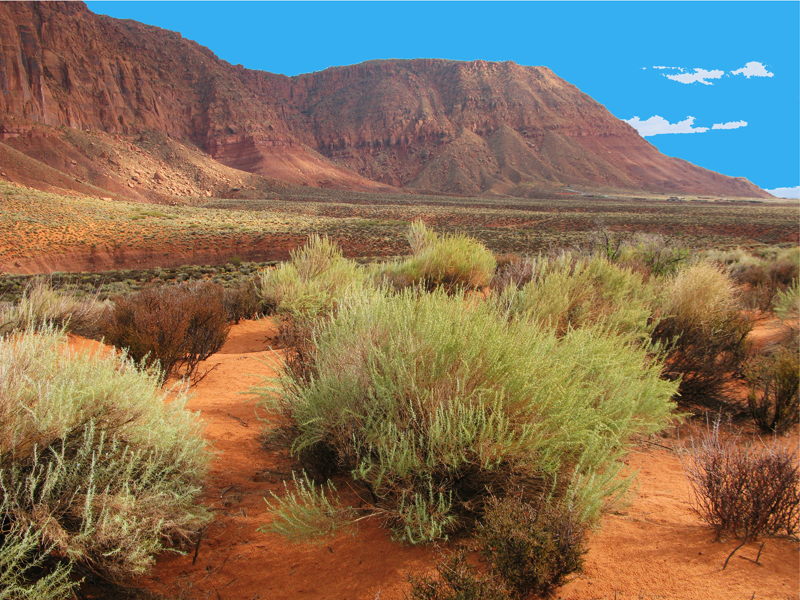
[130,319,798,600]
[134,319,435,600]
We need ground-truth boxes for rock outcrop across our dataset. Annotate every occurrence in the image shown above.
[0,2,770,198]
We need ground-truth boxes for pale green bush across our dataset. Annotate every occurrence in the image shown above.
[0,328,210,595]
[261,471,356,542]
[259,234,366,322]
[260,288,677,543]
[382,221,496,291]
[258,235,367,381]
[0,279,109,338]
[653,262,752,402]
[500,254,657,340]
[775,278,799,322]
[0,523,77,600]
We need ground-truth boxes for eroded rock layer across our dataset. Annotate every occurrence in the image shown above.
[0,1,769,198]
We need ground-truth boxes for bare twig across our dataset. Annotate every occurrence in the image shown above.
[227,412,249,427]
[722,536,748,570]
[220,484,234,498]
[642,439,675,452]
[192,527,205,565]
[191,362,220,387]
[755,541,765,565]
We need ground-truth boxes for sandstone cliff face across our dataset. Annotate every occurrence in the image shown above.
[0,2,770,198]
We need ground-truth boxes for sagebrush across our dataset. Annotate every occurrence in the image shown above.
[0,279,108,338]
[260,288,677,543]
[0,328,209,597]
[382,221,497,291]
[499,254,657,340]
[259,235,366,382]
[653,262,752,404]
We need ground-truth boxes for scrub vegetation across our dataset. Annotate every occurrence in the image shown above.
[1,215,797,597]
[0,327,209,598]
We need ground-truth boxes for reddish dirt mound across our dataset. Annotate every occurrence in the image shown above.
[69,319,798,599]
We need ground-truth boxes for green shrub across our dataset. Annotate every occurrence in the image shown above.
[259,234,365,321]
[259,235,366,382]
[0,524,77,600]
[0,279,109,338]
[681,421,799,540]
[775,278,799,322]
[0,328,209,596]
[260,288,677,543]
[746,347,799,435]
[260,471,356,542]
[384,221,496,291]
[476,496,586,597]
[653,263,752,404]
[103,280,230,380]
[501,254,657,340]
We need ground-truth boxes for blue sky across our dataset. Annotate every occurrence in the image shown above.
[87,1,799,196]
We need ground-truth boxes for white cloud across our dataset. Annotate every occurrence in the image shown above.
[731,61,774,78]
[665,68,725,85]
[624,115,709,137]
[653,66,681,70]
[712,120,748,130]
[764,186,800,199]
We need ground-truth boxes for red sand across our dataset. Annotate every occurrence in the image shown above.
[119,319,799,600]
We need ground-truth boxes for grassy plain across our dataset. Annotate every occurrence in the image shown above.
[1,181,797,276]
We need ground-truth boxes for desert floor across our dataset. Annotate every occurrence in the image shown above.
[73,318,798,600]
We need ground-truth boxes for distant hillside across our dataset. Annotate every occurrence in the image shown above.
[0,1,770,199]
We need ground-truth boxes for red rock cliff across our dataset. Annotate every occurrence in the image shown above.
[0,2,770,197]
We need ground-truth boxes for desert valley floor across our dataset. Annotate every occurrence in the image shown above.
[69,318,798,600]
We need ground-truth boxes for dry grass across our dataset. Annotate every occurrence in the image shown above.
[2,182,797,269]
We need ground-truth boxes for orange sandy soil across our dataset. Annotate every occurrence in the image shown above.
[84,319,797,600]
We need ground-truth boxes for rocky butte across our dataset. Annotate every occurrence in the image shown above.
[0,1,770,199]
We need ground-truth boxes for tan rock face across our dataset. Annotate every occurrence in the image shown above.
[0,1,770,198]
